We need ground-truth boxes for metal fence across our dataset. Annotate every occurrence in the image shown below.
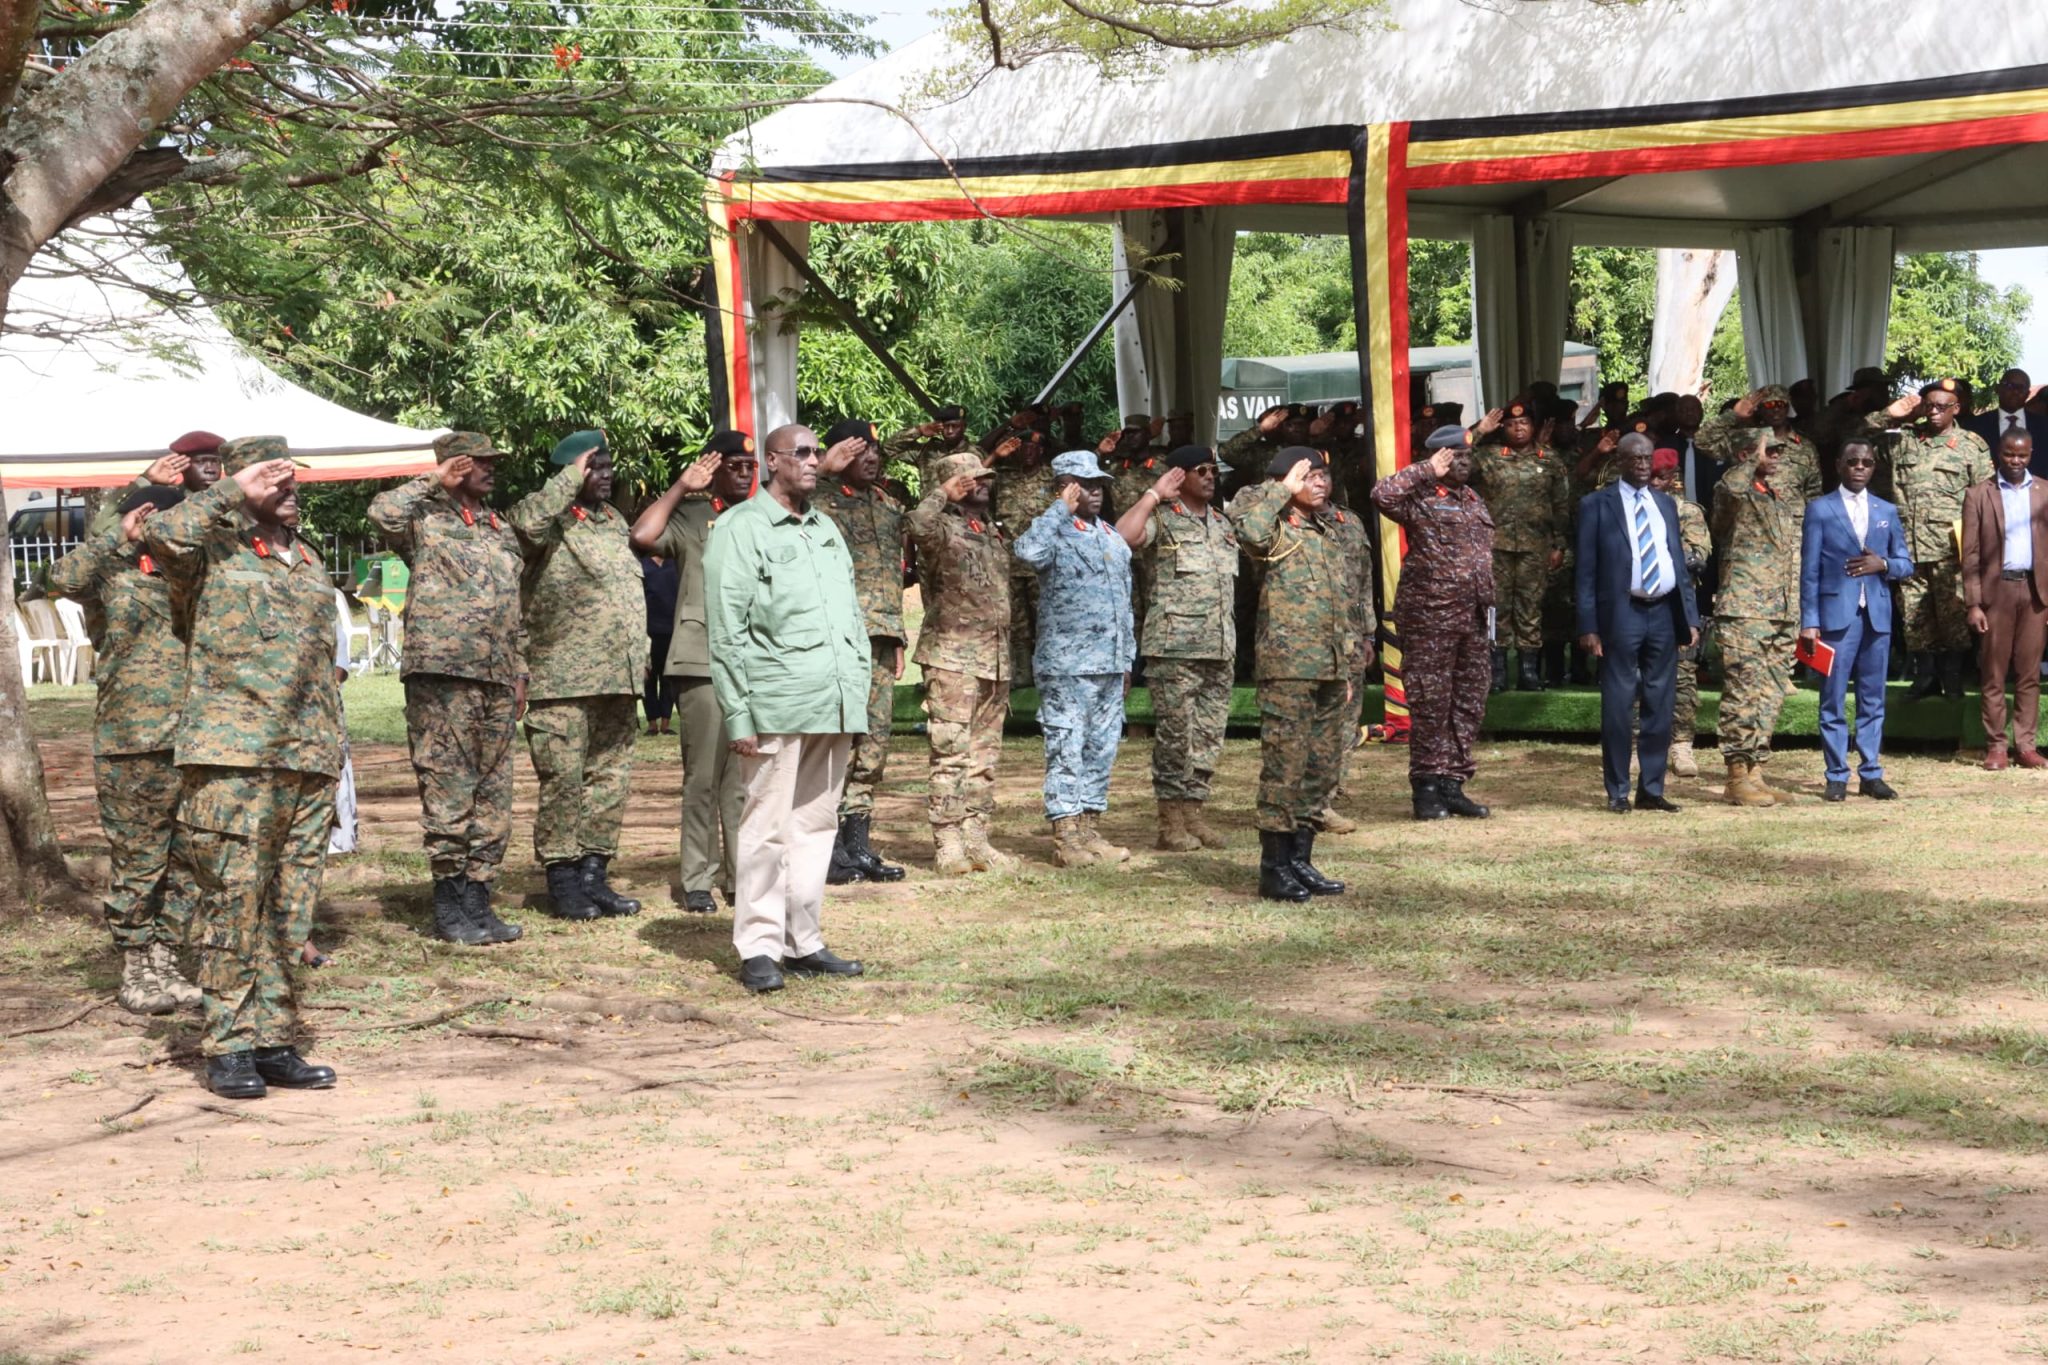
[11,532,379,594]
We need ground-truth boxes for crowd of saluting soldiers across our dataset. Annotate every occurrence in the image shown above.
[41,364,2048,1095]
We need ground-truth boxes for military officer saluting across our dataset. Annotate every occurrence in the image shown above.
[1711,429,1802,806]
[815,419,910,884]
[368,432,527,946]
[1114,444,1238,852]
[881,403,970,492]
[907,451,1015,875]
[509,430,647,921]
[1470,401,1569,693]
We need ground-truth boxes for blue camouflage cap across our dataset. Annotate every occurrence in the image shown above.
[1050,450,1110,481]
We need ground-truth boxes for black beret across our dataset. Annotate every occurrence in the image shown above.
[1266,445,1326,477]
[119,484,185,515]
[703,429,756,457]
[1166,444,1216,471]
[934,404,964,422]
[822,419,878,447]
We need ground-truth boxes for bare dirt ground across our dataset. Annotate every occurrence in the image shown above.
[7,724,2048,1364]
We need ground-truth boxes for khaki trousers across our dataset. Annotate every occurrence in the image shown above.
[732,733,850,963]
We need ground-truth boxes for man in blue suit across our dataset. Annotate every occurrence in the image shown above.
[1576,433,1701,812]
[1799,438,1913,801]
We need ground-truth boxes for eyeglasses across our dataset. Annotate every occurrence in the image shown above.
[1925,402,1959,414]
[767,446,821,460]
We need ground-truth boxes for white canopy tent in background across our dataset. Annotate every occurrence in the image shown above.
[0,221,439,497]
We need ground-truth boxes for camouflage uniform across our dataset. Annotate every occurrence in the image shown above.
[1218,430,1288,499]
[906,489,1011,828]
[1710,461,1800,767]
[508,464,647,865]
[1470,442,1568,652]
[1698,415,1823,522]
[1673,499,1713,743]
[992,448,1056,685]
[1229,481,1356,833]
[1013,502,1135,820]
[1331,508,1376,804]
[1111,449,1164,644]
[647,494,742,898]
[882,427,969,495]
[367,457,527,886]
[142,451,342,1057]
[1135,498,1238,802]
[45,525,196,952]
[816,480,906,818]
[1869,419,1993,652]
[1372,462,1495,782]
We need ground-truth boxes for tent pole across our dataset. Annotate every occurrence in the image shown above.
[1033,274,1147,408]
[754,221,944,418]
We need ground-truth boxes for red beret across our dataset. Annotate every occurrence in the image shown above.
[169,430,224,455]
[1651,448,1681,474]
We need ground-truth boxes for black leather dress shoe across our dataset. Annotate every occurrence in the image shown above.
[252,1046,336,1089]
[1823,780,1847,802]
[1633,792,1681,812]
[681,890,716,915]
[1858,777,1898,800]
[1607,797,1632,814]
[207,1052,266,1099]
[784,948,864,977]
[740,955,785,993]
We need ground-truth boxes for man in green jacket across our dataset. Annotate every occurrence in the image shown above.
[704,422,872,994]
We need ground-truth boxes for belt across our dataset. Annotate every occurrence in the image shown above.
[2003,569,2032,581]
[1627,591,1672,605]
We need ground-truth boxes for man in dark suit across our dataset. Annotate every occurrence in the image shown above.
[1966,370,2048,479]
[1962,427,2048,769]
[1799,439,1914,801]
[1575,432,1701,812]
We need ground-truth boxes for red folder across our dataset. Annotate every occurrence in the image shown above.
[1795,636,1836,677]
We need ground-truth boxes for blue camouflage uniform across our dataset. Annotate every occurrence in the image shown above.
[1014,453,1136,821]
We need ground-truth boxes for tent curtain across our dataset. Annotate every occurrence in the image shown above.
[1111,207,1234,443]
[1469,214,1519,410]
[1735,228,1810,388]
[740,221,810,435]
[1110,220,1155,421]
[1817,226,1895,395]
[1519,215,1575,392]
[1180,206,1236,447]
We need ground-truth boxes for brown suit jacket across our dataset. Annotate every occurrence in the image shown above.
[1961,476,2048,609]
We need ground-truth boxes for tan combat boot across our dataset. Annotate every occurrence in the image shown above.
[1316,806,1359,835]
[1155,800,1201,852]
[1079,812,1130,864]
[116,947,175,1016]
[147,941,202,1009]
[1668,740,1698,778]
[962,816,1018,872]
[1724,759,1776,807]
[1051,816,1099,868]
[933,824,974,876]
[1747,760,1789,805]
[1184,801,1228,849]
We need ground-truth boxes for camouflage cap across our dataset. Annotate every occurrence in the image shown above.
[932,451,995,484]
[433,431,502,462]
[1756,384,1791,406]
[220,435,292,475]
[550,429,607,466]
[1851,366,1888,389]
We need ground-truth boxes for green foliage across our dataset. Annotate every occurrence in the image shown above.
[1408,239,1473,348]
[1703,288,1749,402]
[935,0,1388,83]
[1222,233,1354,357]
[1566,247,1657,394]
[1886,252,2031,394]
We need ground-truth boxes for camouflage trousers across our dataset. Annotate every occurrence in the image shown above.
[524,695,637,865]
[676,678,740,897]
[1148,656,1233,802]
[1008,571,1040,687]
[1717,616,1796,765]
[178,765,334,1056]
[1405,619,1489,781]
[1256,678,1350,833]
[1902,560,1969,652]
[1492,549,1551,651]
[925,666,1007,826]
[1335,664,1369,796]
[94,749,197,952]
[1039,673,1124,820]
[1673,643,1699,743]
[839,641,898,817]
[403,675,517,883]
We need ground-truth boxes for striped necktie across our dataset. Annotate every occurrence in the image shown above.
[1632,490,1664,597]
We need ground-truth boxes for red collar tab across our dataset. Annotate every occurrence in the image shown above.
[137,553,157,576]
[841,484,856,497]
[712,497,725,513]
[968,518,984,534]
[571,505,589,522]
[1143,458,1155,469]
[489,512,500,530]
[1288,511,1301,527]
[1335,509,1347,522]
[251,535,271,559]
[1072,516,1087,532]
[1435,485,1451,498]
[1171,501,1186,516]
[460,505,475,527]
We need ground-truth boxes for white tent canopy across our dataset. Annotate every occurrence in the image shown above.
[1,222,439,492]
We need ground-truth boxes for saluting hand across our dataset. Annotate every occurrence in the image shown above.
[142,453,190,485]
[1425,447,1455,478]
[1281,458,1315,496]
[1886,393,1922,422]
[1595,430,1620,455]
[1095,431,1120,457]
[232,458,294,500]
[939,472,980,503]
[438,454,474,492]
[119,504,154,544]
[1059,482,1085,513]
[1151,466,1187,501]
[677,452,721,493]
[1258,408,1287,435]
[991,435,1023,462]
[1732,389,1762,420]
[820,436,867,476]
[1475,407,1504,436]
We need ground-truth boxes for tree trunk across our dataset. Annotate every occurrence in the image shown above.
[1647,248,1736,398]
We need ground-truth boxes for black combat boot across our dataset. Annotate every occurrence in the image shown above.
[1439,779,1491,818]
[1542,641,1567,689]
[463,880,522,944]
[543,861,600,921]
[1569,644,1594,686]
[1941,649,1968,701]
[1411,776,1450,821]
[207,1052,266,1099]
[1289,826,1345,896]
[579,854,641,917]
[1258,830,1310,903]
[432,874,489,945]
[1906,651,1940,701]
[1516,651,1544,692]
[826,819,869,885]
[848,813,905,882]
[1489,648,1509,694]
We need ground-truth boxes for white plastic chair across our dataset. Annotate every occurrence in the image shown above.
[51,597,94,683]
[334,590,372,678]
[17,600,71,685]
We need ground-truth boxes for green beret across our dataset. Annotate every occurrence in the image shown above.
[551,429,607,466]
[434,431,502,462]
[220,435,291,475]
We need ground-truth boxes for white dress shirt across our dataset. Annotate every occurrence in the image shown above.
[2000,473,2034,573]
[1838,486,1870,606]
[1618,480,1677,600]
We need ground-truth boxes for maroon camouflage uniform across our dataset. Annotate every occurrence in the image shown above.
[1371,461,1495,782]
